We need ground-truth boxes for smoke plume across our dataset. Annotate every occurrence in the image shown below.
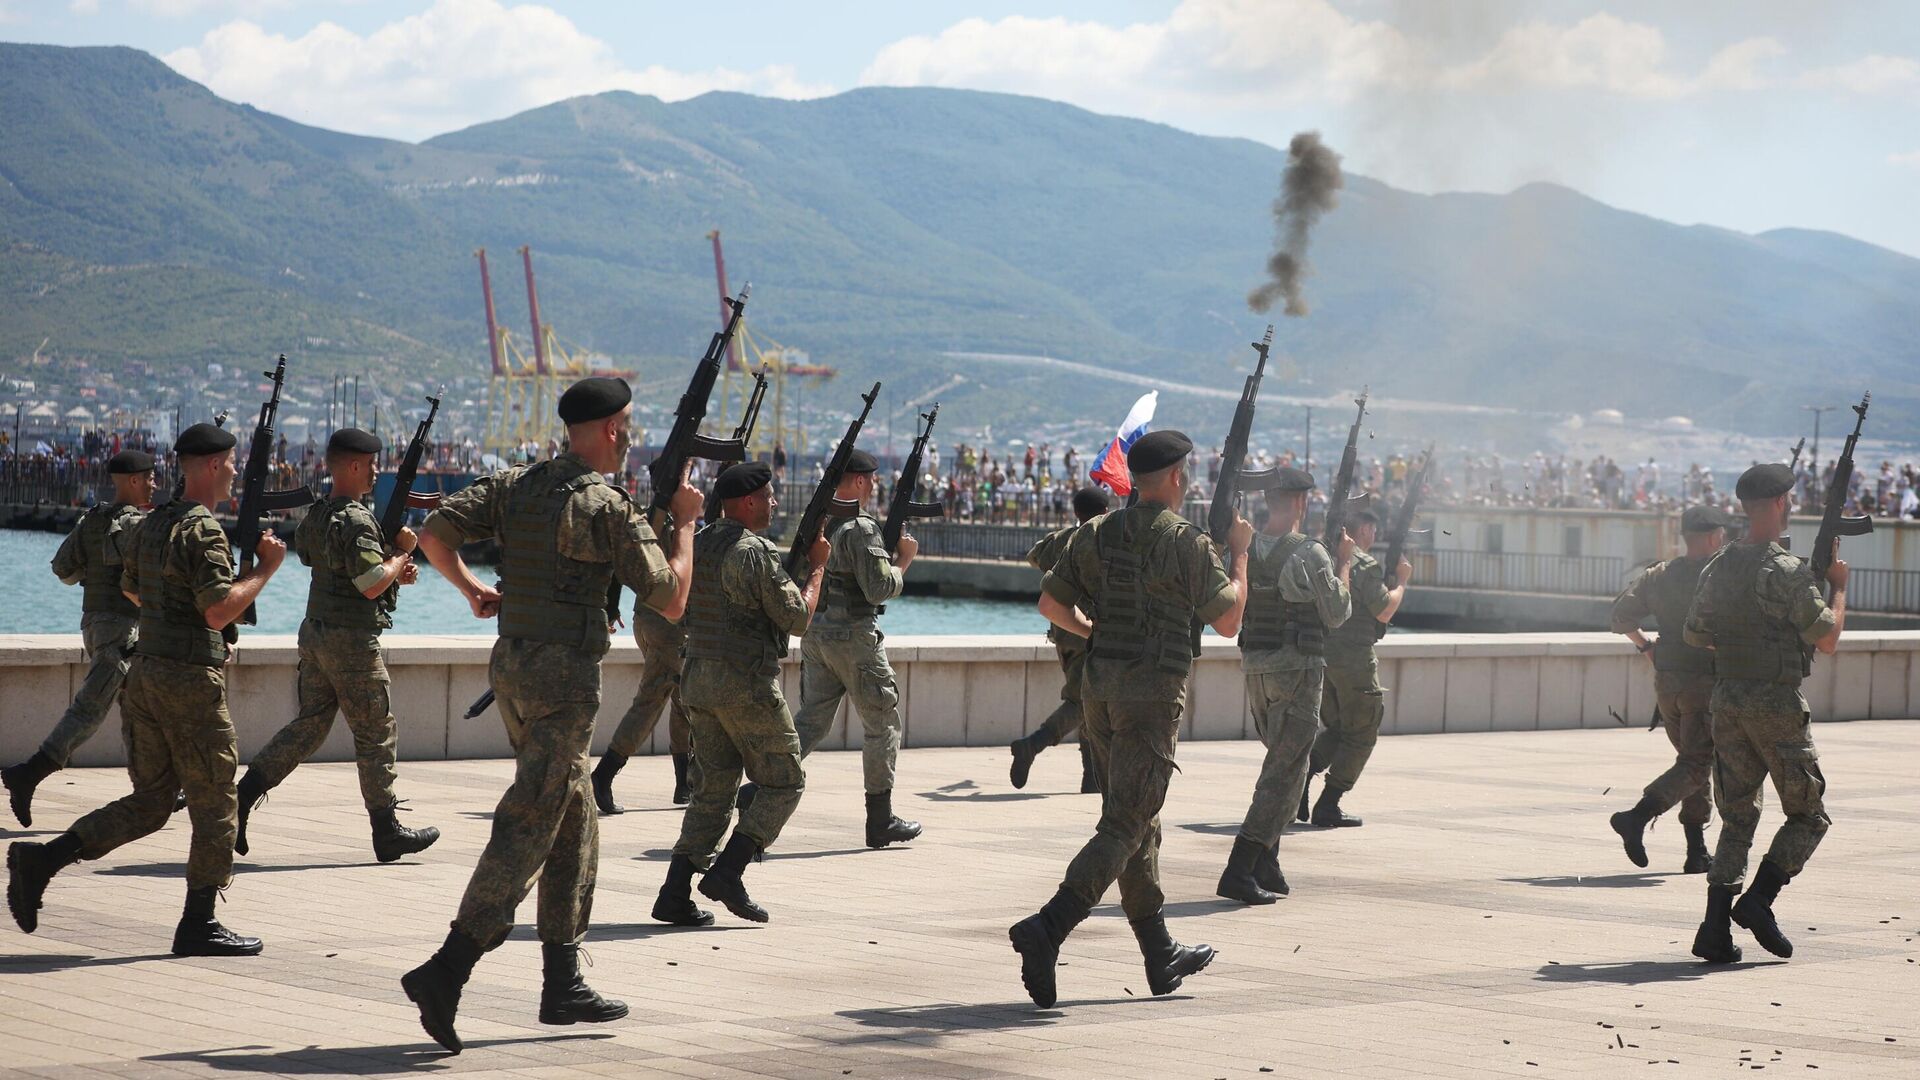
[1248,131,1345,317]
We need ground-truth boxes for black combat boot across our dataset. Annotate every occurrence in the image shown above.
[1682,823,1712,875]
[1078,741,1102,795]
[1731,859,1795,958]
[1297,777,1312,823]
[735,782,758,812]
[402,925,485,1054]
[591,752,627,815]
[698,832,769,922]
[1311,782,1363,828]
[670,752,692,806]
[7,833,81,933]
[1253,843,1290,897]
[1215,836,1279,905]
[1130,914,1216,996]
[865,790,923,848]
[1691,883,1743,964]
[1009,732,1047,790]
[1608,795,1659,869]
[370,803,441,863]
[233,770,268,857]
[651,853,715,927]
[1007,889,1092,1008]
[170,885,263,957]
[2,752,57,828]
[538,942,629,1025]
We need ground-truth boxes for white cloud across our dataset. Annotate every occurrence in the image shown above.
[1891,150,1920,172]
[162,0,833,141]
[135,0,296,16]
[1800,54,1920,95]
[70,0,102,15]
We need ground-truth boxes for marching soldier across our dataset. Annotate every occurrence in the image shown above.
[4,450,155,826]
[591,607,693,812]
[1217,467,1351,905]
[1607,503,1731,874]
[1301,495,1409,828]
[651,462,827,926]
[233,428,440,863]
[7,424,284,956]
[1009,430,1250,1008]
[1685,463,1845,964]
[399,378,698,1054]
[1009,485,1110,792]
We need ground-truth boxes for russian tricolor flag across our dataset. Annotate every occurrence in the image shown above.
[1089,391,1157,496]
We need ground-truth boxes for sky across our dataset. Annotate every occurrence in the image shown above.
[6,0,1919,256]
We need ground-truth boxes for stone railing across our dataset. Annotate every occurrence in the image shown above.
[3,631,1914,768]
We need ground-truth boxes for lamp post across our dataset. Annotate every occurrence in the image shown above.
[1804,404,1837,470]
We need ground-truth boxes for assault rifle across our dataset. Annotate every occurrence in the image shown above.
[1206,325,1273,544]
[882,403,944,554]
[650,286,753,528]
[378,389,446,547]
[233,355,315,625]
[1810,392,1872,585]
[1321,388,1369,548]
[785,382,880,578]
[705,365,770,525]
[1373,446,1434,641]
[1789,437,1806,471]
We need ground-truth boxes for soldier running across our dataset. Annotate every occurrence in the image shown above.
[1009,485,1110,792]
[591,606,693,812]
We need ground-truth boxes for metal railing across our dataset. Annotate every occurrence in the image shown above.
[1847,569,1920,614]
[0,459,112,506]
[1416,550,1628,597]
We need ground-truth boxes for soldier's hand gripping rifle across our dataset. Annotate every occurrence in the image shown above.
[882,403,944,554]
[378,388,446,547]
[705,364,770,525]
[785,382,880,578]
[1374,445,1434,641]
[1810,392,1872,588]
[1321,387,1370,548]
[233,355,315,626]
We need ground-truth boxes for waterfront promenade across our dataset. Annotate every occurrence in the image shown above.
[4,724,1918,1079]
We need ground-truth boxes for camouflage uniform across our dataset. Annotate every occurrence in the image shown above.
[38,503,143,766]
[792,512,904,793]
[673,520,812,861]
[246,496,403,810]
[1026,524,1089,746]
[421,453,677,948]
[1311,549,1386,793]
[1236,532,1350,848]
[1684,541,1834,888]
[607,607,691,759]
[65,500,239,889]
[1612,555,1717,826]
[1040,503,1235,920]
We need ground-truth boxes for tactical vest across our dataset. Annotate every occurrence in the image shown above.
[495,459,615,652]
[821,515,884,619]
[1036,524,1092,648]
[1644,555,1713,676]
[1239,532,1327,655]
[77,503,141,617]
[1086,508,1200,677]
[1703,542,1812,685]
[681,520,788,677]
[132,501,228,667]
[297,497,391,630]
[1327,553,1383,654]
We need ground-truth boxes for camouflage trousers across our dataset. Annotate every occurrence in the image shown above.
[1238,667,1324,848]
[37,612,138,767]
[1060,697,1180,921]
[1311,661,1384,792]
[1032,642,1087,746]
[454,639,601,948]
[607,615,691,757]
[794,625,900,794]
[68,655,237,889]
[674,684,806,860]
[1645,669,1715,827]
[1707,680,1829,888]
[247,620,398,811]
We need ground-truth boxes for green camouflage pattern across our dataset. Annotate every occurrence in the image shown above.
[1027,524,1087,742]
[247,620,400,811]
[122,500,234,667]
[813,512,903,628]
[1645,669,1715,826]
[1324,550,1388,668]
[609,606,691,757]
[794,627,902,794]
[1706,680,1829,886]
[36,612,138,768]
[294,495,394,629]
[1683,542,1834,669]
[1311,661,1384,792]
[51,502,141,617]
[1058,697,1180,921]
[1240,532,1350,674]
[1237,667,1324,846]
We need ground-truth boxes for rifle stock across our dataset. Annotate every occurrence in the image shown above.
[785,383,880,579]
[882,403,944,554]
[233,355,314,625]
[1811,392,1872,585]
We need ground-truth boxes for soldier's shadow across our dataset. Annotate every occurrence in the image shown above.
[918,780,1046,802]
[509,923,753,942]
[0,952,172,974]
[835,997,1158,1036]
[1533,959,1787,985]
[1505,873,1677,889]
[144,1034,612,1074]
[94,862,365,876]
[1091,899,1244,919]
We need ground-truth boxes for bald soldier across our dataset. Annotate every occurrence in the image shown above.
[1607,503,1732,875]
[1216,466,1352,905]
[3,450,156,827]
[401,377,700,1054]
[1009,485,1111,793]
[1010,430,1251,1009]
[1685,463,1846,965]
[8,424,287,956]
[234,428,440,863]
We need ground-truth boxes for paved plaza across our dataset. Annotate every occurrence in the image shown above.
[3,722,1917,1079]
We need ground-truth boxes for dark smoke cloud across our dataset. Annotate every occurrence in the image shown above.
[1249,131,1345,317]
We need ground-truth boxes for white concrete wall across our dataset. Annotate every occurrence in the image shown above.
[4,631,1915,767]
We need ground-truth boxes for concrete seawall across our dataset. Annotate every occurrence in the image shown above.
[4,631,1915,768]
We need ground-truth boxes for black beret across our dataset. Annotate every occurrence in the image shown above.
[557,377,632,425]
[1071,486,1111,522]
[107,450,154,475]
[1126,430,1192,474]
[1261,465,1317,493]
[327,427,382,455]
[1735,463,1795,501]
[174,422,237,457]
[845,449,880,475]
[1681,504,1732,533]
[714,461,772,500]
